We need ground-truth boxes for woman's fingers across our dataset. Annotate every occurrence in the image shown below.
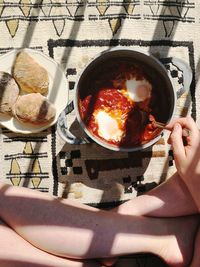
[170,123,186,166]
[167,116,199,146]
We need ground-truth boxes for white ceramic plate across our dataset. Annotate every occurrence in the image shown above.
[0,48,69,134]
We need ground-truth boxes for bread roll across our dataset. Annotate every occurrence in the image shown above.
[0,71,20,114]
[13,51,49,95]
[12,93,56,125]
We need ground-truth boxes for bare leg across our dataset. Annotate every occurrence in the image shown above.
[114,172,198,217]
[0,182,199,267]
[103,172,198,266]
[0,220,99,267]
[189,220,200,267]
[105,172,198,266]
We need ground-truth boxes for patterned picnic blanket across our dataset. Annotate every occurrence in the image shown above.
[0,1,199,266]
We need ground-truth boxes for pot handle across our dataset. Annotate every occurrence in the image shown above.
[162,57,193,99]
[57,102,92,144]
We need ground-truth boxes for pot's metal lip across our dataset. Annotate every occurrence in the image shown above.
[73,47,176,152]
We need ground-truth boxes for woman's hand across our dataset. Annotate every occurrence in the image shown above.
[167,116,200,182]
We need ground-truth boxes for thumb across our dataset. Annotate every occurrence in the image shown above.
[170,123,186,165]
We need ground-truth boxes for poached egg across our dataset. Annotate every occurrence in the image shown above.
[95,110,124,142]
[125,77,152,102]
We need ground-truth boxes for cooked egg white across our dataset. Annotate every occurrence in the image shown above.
[125,78,152,102]
[95,110,123,142]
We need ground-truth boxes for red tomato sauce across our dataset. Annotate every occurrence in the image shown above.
[79,87,161,147]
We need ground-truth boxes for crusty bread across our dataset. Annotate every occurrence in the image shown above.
[12,93,56,125]
[0,71,20,114]
[12,51,49,95]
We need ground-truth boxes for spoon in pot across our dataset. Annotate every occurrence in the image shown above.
[150,116,190,137]
[141,111,190,137]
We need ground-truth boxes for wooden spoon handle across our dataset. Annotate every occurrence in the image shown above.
[153,121,190,137]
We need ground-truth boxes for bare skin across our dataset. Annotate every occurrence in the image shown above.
[113,172,198,217]
[168,117,200,211]
[0,182,199,267]
[189,223,200,267]
[0,219,100,267]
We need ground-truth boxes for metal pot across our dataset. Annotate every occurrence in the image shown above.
[57,47,192,152]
